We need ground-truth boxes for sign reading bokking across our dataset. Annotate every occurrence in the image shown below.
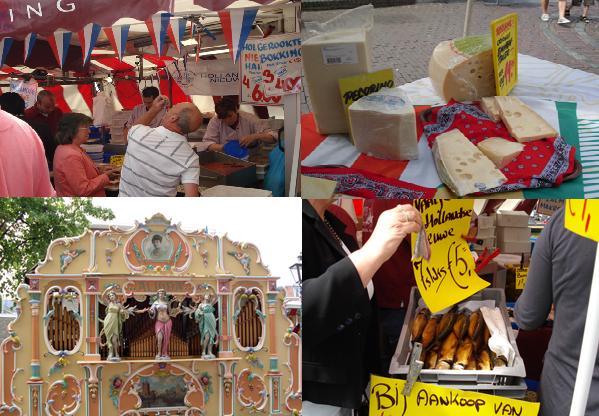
[411,199,489,313]
[369,375,540,416]
[240,33,302,105]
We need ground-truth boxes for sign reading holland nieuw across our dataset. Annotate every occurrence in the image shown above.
[0,0,172,39]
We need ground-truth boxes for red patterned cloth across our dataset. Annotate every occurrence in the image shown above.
[301,166,436,199]
[422,100,576,194]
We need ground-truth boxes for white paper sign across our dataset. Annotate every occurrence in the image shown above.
[166,59,240,97]
[240,33,302,104]
[10,79,38,109]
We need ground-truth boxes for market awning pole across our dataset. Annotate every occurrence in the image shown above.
[463,0,473,37]
[569,245,599,416]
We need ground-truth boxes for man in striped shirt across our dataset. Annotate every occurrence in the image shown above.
[119,96,203,197]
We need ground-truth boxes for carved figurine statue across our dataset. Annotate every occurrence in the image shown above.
[139,289,181,360]
[192,293,218,359]
[99,291,142,361]
[228,251,251,275]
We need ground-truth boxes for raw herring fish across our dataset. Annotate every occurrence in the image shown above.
[412,228,431,261]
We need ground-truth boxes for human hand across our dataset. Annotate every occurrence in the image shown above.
[106,169,120,180]
[362,204,422,264]
[151,96,169,112]
[209,143,225,152]
[239,135,257,147]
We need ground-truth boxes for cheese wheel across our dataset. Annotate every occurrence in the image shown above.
[429,35,496,102]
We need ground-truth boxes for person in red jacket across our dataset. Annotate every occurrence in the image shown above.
[24,90,64,136]
[53,113,119,196]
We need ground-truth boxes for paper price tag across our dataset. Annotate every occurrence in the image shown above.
[565,200,599,242]
[411,200,490,313]
[490,13,518,96]
[515,267,528,290]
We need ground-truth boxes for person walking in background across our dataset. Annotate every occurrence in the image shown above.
[568,0,593,22]
[515,208,599,415]
[541,0,571,23]
[0,109,55,197]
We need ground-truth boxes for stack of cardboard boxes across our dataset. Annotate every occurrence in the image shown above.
[496,211,531,254]
[475,214,496,250]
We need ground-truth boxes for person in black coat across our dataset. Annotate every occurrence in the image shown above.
[302,199,422,414]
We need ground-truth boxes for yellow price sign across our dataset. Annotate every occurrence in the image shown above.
[411,200,489,313]
[515,267,528,290]
[338,68,394,143]
[370,375,540,416]
[109,155,125,167]
[565,200,599,242]
[490,13,518,96]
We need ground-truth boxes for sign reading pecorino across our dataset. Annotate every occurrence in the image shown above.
[0,0,172,39]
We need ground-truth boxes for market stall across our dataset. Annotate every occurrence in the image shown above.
[0,0,301,196]
[300,6,599,199]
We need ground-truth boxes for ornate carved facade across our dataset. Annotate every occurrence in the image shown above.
[0,214,301,416]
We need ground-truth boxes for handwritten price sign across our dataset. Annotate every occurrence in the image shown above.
[411,200,489,313]
[240,34,302,105]
[370,375,540,416]
[490,13,518,96]
[565,200,599,242]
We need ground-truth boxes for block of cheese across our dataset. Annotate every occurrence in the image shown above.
[477,137,524,168]
[494,96,558,142]
[432,129,507,196]
[480,97,501,122]
[303,29,373,135]
[348,88,418,160]
[429,35,496,102]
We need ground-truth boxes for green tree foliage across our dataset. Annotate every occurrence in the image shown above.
[0,198,114,296]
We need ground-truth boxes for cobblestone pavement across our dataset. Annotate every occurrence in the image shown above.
[301,1,599,112]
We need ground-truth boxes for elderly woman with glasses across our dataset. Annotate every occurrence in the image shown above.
[53,113,119,196]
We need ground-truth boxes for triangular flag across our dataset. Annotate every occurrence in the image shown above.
[218,7,258,64]
[167,18,187,55]
[48,31,72,69]
[146,13,172,57]
[0,38,14,68]
[78,23,102,66]
[104,25,130,61]
[24,33,37,62]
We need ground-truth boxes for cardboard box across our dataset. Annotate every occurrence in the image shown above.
[498,240,531,254]
[476,227,495,239]
[497,226,531,242]
[473,237,496,250]
[478,214,496,229]
[496,211,530,228]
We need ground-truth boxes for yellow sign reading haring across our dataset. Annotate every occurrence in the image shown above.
[490,13,518,96]
[411,200,489,313]
[369,375,540,416]
[515,267,528,290]
[565,200,599,242]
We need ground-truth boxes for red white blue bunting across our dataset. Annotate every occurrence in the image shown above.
[146,13,173,57]
[24,34,37,62]
[0,38,14,68]
[218,7,258,64]
[104,25,130,62]
[48,31,72,69]
[78,23,102,66]
[168,18,188,55]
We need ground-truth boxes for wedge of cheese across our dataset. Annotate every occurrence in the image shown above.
[432,129,507,196]
[302,29,373,135]
[429,35,496,102]
[477,137,524,168]
[348,88,418,160]
[480,97,501,122]
[494,96,558,142]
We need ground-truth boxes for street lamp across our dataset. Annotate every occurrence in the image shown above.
[289,253,302,294]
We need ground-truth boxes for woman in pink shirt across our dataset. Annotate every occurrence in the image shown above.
[53,113,119,197]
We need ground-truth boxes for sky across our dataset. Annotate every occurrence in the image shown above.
[90,198,302,287]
